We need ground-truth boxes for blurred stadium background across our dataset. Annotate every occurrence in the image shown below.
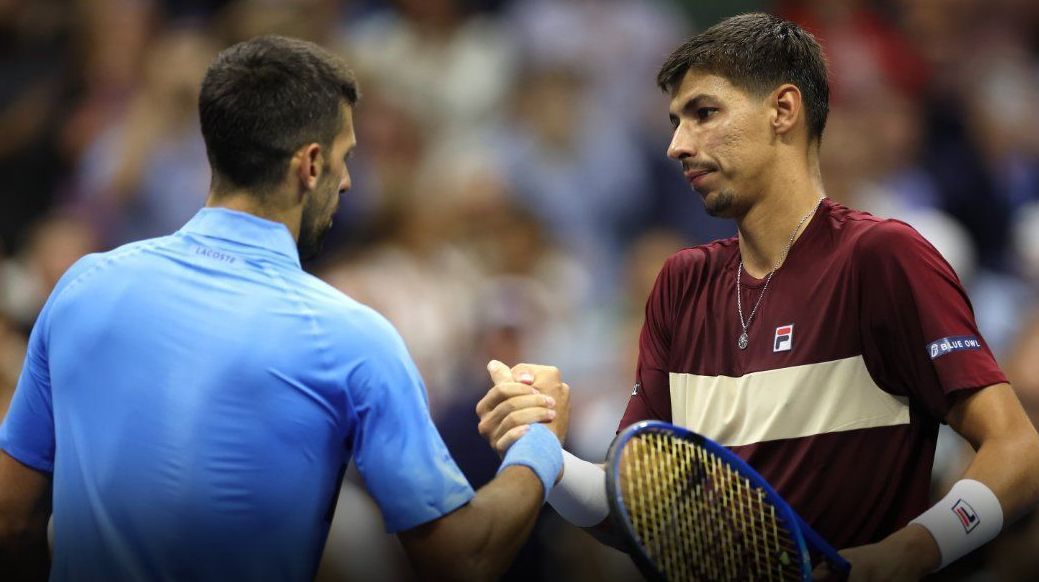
[1,0,1038,580]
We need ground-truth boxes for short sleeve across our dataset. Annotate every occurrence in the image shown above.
[0,299,59,472]
[1,254,104,472]
[345,313,475,533]
[619,256,677,431]
[857,220,1007,421]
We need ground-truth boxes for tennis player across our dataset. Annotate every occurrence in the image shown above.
[0,36,567,581]
[477,13,1039,580]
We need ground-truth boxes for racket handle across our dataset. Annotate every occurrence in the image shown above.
[796,516,851,576]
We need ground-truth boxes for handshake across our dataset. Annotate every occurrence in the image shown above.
[476,360,571,467]
[475,359,611,530]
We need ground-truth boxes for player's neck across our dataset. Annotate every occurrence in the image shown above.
[736,170,824,278]
[204,190,303,243]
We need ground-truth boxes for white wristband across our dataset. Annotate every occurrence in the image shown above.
[546,451,610,527]
[910,479,1003,569]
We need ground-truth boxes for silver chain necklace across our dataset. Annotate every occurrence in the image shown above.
[736,196,824,350]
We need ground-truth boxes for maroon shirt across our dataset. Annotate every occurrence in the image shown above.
[619,199,1007,548]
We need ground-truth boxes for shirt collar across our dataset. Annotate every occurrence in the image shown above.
[179,207,301,267]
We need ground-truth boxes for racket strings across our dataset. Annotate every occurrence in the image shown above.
[621,432,803,581]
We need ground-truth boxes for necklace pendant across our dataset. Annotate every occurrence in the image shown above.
[738,333,749,350]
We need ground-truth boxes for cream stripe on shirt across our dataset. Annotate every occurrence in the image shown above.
[669,355,910,447]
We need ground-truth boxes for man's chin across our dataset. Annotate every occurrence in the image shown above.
[701,190,733,217]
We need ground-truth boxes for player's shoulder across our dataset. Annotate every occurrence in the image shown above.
[658,236,739,278]
[823,199,909,234]
[836,206,926,253]
[818,200,925,254]
[51,237,173,298]
[292,271,373,316]
[293,273,404,348]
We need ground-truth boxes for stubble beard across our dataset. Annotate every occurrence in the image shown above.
[297,180,337,261]
[703,189,736,218]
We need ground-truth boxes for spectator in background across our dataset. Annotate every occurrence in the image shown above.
[566,229,688,464]
[0,215,99,332]
[216,0,340,46]
[0,0,79,254]
[1006,312,1039,431]
[961,42,1039,217]
[72,28,215,246]
[417,145,591,375]
[1,2,1038,579]
[0,34,572,581]
[60,0,155,165]
[1008,205,1039,395]
[344,0,516,140]
[895,0,1039,271]
[491,55,652,296]
[0,313,26,421]
[506,0,687,127]
[321,85,431,251]
[496,0,689,294]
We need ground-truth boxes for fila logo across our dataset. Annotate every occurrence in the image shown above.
[952,499,980,533]
[774,324,794,352]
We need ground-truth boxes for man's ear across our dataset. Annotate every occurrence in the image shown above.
[771,83,803,139]
[294,143,323,194]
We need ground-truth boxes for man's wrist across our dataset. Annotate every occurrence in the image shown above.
[892,523,942,577]
[909,478,1004,569]
[498,424,563,502]
[546,451,609,527]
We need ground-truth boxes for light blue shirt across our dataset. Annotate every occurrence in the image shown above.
[0,208,474,581]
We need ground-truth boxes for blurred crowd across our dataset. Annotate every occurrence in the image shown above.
[1,0,1038,580]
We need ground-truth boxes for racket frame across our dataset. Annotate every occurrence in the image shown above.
[606,420,848,581]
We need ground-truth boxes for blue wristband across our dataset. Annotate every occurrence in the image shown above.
[498,424,563,502]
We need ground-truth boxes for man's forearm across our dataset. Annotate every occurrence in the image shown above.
[960,430,1039,521]
[892,433,1039,576]
[399,466,545,581]
[906,384,1039,572]
[946,384,1039,520]
[400,421,564,581]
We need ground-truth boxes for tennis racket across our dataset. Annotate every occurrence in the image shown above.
[606,420,851,581]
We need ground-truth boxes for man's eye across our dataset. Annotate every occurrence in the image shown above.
[697,107,718,121]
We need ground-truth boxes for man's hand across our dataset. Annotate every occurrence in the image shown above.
[812,524,939,581]
[476,361,571,456]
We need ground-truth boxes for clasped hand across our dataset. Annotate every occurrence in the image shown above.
[475,360,571,456]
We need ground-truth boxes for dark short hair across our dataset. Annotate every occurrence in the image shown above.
[657,13,829,143]
[199,35,359,193]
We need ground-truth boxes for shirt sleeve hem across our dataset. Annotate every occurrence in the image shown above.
[0,442,54,473]
[383,486,476,534]
[933,375,1010,421]
[943,373,1009,396]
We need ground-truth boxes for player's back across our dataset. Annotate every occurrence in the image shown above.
[41,212,358,581]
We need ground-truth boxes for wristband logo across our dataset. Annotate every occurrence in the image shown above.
[952,499,979,533]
